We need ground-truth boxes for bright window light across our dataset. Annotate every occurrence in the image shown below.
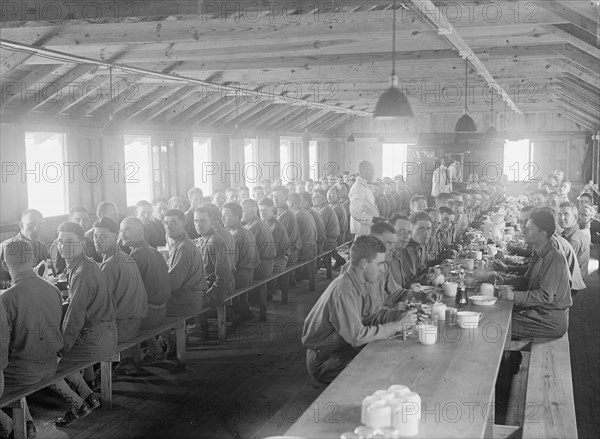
[280,139,290,182]
[24,132,68,217]
[244,138,258,190]
[503,139,533,182]
[124,135,152,206]
[193,137,212,195]
[309,140,318,180]
[382,143,409,179]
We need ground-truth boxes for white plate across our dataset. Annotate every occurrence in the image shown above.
[469,295,497,306]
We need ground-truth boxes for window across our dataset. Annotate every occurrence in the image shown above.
[193,137,212,195]
[503,139,533,182]
[382,143,409,179]
[243,138,258,189]
[24,132,68,217]
[124,135,152,206]
[280,138,291,182]
[309,140,318,180]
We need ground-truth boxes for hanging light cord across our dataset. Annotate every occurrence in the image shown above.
[392,0,396,77]
[464,57,468,114]
[109,66,114,121]
[490,88,494,126]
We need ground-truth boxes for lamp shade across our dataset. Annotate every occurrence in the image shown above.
[454,113,477,132]
[302,130,312,142]
[345,133,356,142]
[484,126,499,139]
[230,124,244,139]
[373,86,414,119]
[101,115,123,136]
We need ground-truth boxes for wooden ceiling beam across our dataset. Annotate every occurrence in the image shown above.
[132,85,197,122]
[88,82,158,121]
[68,73,133,118]
[220,101,272,129]
[192,99,239,126]
[15,64,95,115]
[242,104,291,128]
[2,64,58,104]
[408,0,522,114]
[257,106,305,131]
[323,114,355,133]
[1,0,203,24]
[544,24,600,60]
[112,86,174,121]
[555,89,600,118]
[305,112,345,133]
[152,90,208,123]
[272,107,318,133]
[168,95,225,125]
[43,74,109,116]
[286,109,327,133]
[551,59,600,89]
[550,44,600,75]
[538,0,599,36]
[555,100,599,131]
[212,99,263,128]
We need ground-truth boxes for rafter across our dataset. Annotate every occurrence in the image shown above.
[407,0,522,114]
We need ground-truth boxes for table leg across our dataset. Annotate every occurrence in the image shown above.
[217,305,227,342]
[280,274,289,305]
[258,284,267,322]
[10,398,26,439]
[175,320,186,369]
[308,261,316,291]
[100,359,114,408]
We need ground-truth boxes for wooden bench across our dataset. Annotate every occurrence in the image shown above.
[0,241,350,438]
[497,333,577,439]
[522,334,577,438]
[212,241,350,341]
[0,315,193,438]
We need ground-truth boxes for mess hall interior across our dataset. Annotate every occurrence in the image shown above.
[0,1,599,438]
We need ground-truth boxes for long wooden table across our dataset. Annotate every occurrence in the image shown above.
[286,299,513,439]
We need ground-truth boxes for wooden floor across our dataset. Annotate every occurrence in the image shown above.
[23,249,600,438]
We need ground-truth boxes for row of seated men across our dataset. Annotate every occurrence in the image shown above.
[0,181,366,437]
[301,195,592,385]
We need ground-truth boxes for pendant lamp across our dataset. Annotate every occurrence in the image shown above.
[454,57,477,132]
[230,89,244,139]
[484,87,499,139]
[373,0,413,119]
[301,103,312,142]
[101,67,123,136]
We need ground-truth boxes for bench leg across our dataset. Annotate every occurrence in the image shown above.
[280,274,289,305]
[133,344,142,368]
[100,360,113,409]
[308,260,316,292]
[258,284,267,322]
[325,251,333,280]
[217,304,227,342]
[11,398,27,439]
[175,321,186,369]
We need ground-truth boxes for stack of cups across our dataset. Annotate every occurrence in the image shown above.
[358,385,421,437]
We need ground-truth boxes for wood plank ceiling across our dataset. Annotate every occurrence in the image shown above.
[0,0,599,134]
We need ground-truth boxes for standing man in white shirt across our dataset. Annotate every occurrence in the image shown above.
[349,161,382,238]
[431,156,452,198]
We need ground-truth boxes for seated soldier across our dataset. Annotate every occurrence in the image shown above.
[168,196,184,211]
[558,202,590,279]
[85,201,120,262]
[184,188,204,240]
[258,197,291,300]
[199,203,237,273]
[119,217,171,366]
[222,202,260,325]
[187,205,236,336]
[252,186,265,201]
[0,241,63,438]
[241,199,276,317]
[212,192,226,209]
[48,221,117,427]
[238,186,250,201]
[93,217,148,343]
[498,210,572,339]
[302,235,417,384]
[0,209,49,288]
[146,197,168,248]
[424,208,444,265]
[313,189,340,267]
[50,205,94,275]
[404,212,433,284]
[327,187,348,269]
[161,209,207,357]
[389,215,412,288]
[437,206,455,248]
[289,192,317,282]
[301,191,326,257]
[272,186,301,287]
[225,187,239,203]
